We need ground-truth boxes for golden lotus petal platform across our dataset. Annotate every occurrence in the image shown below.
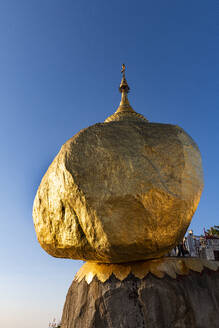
[75,257,219,284]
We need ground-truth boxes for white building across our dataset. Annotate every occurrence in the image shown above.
[186,230,219,261]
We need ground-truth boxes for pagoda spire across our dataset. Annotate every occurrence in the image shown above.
[117,64,135,113]
[104,64,148,122]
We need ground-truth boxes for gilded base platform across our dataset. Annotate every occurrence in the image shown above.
[75,257,219,284]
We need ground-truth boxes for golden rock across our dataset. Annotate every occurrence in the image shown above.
[33,66,203,263]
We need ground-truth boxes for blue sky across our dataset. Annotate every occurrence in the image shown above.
[0,1,218,327]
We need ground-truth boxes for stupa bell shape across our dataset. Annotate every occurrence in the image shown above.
[33,66,203,263]
[105,71,147,123]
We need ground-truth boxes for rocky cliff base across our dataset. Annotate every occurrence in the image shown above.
[61,264,219,328]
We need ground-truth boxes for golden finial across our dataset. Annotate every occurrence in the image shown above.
[119,64,130,94]
[121,64,126,77]
[104,64,148,122]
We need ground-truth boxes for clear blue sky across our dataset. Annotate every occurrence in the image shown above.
[0,1,218,327]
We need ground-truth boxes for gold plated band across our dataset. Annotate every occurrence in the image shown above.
[75,257,219,284]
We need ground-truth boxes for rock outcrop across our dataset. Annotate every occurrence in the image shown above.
[33,120,203,263]
[61,264,219,328]
[33,68,203,263]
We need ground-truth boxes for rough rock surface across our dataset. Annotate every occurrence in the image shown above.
[61,269,219,328]
[33,120,203,263]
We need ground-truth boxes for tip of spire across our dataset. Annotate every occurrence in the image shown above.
[119,64,130,93]
[104,64,148,123]
[117,63,133,111]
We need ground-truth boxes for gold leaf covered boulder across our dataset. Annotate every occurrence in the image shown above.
[33,66,203,263]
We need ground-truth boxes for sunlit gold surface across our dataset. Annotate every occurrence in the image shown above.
[33,67,204,263]
[75,258,219,284]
